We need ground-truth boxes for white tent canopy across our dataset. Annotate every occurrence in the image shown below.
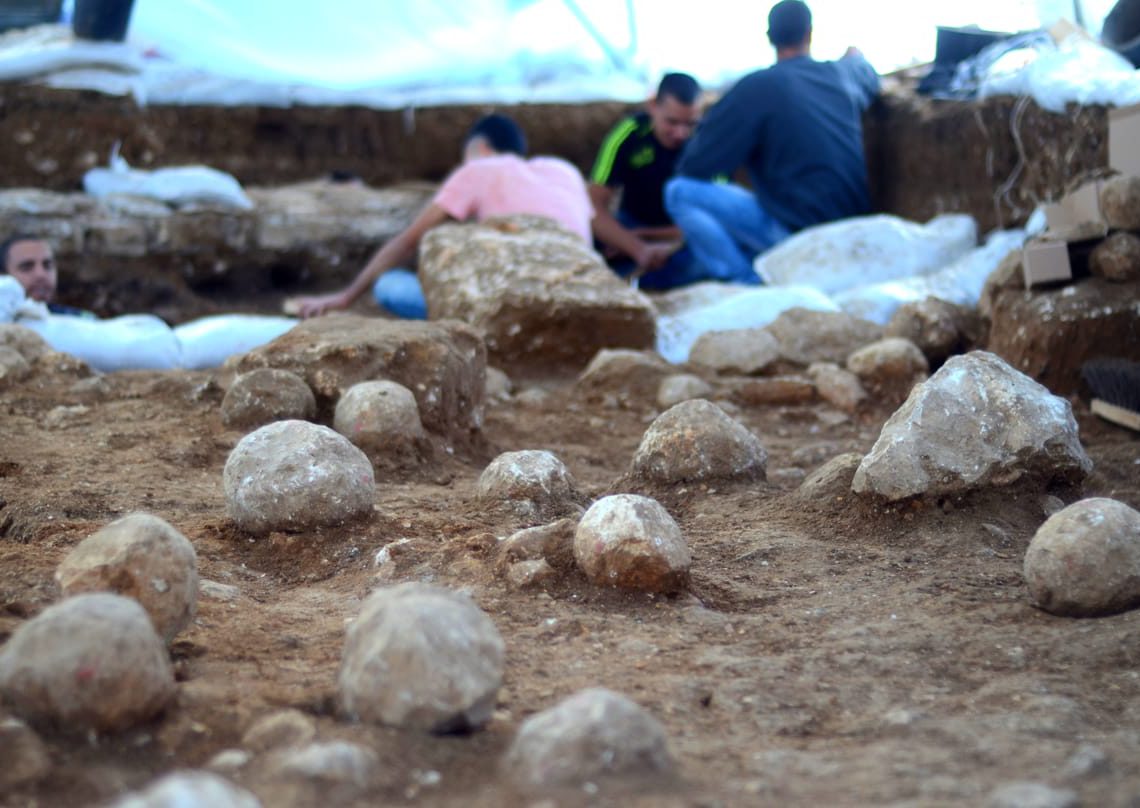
[0,0,1124,106]
[123,0,1122,94]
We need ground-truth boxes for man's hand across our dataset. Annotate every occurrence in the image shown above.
[286,290,353,319]
[632,241,681,276]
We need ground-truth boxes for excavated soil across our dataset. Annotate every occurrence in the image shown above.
[1,354,1139,807]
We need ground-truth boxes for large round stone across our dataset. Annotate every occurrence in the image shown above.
[502,688,673,789]
[56,513,198,644]
[1099,175,1140,231]
[1089,232,1140,283]
[332,380,427,463]
[0,593,175,732]
[476,450,579,518]
[630,399,767,485]
[574,494,691,593]
[221,368,316,430]
[1024,498,1140,617]
[0,718,50,789]
[846,337,928,401]
[107,771,262,808]
[338,583,505,732]
[656,373,713,409]
[223,420,375,535]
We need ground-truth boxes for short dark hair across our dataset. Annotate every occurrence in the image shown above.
[768,0,812,48]
[465,114,527,156]
[0,234,44,273]
[655,72,700,105]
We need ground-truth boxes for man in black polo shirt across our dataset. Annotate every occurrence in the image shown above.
[589,73,703,290]
[666,0,879,284]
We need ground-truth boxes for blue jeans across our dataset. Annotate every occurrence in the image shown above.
[664,177,791,284]
[373,268,427,320]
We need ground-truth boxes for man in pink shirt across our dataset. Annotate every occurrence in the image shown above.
[293,115,593,319]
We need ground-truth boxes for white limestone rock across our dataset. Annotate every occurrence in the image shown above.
[630,399,767,486]
[221,368,316,430]
[689,329,781,375]
[852,352,1093,501]
[1024,498,1140,617]
[333,380,428,465]
[223,420,375,535]
[808,362,867,413]
[0,717,51,789]
[656,373,713,409]
[418,216,656,368]
[502,688,673,788]
[574,494,691,593]
[56,513,198,644]
[241,709,317,752]
[477,450,580,519]
[845,337,929,402]
[338,583,504,732]
[0,593,175,732]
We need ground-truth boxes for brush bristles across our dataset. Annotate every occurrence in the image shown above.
[1081,359,1140,413]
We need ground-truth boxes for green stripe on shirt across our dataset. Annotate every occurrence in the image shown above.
[590,117,639,185]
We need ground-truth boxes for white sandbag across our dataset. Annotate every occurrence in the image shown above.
[0,276,49,322]
[655,285,839,364]
[0,26,143,82]
[835,229,1027,325]
[175,315,297,370]
[21,313,182,371]
[980,36,1140,113]
[84,150,253,211]
[754,214,978,295]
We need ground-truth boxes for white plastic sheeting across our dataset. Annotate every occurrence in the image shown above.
[979,34,1140,112]
[753,214,978,295]
[0,276,296,372]
[656,213,1028,362]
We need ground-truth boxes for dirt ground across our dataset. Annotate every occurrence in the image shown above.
[1,343,1139,807]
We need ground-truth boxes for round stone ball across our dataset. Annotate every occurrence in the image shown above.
[332,380,427,460]
[476,450,579,518]
[631,399,767,485]
[56,513,199,644]
[223,420,375,535]
[574,494,691,593]
[0,593,175,732]
[1024,498,1140,617]
[338,582,505,732]
[502,687,673,789]
[221,368,316,430]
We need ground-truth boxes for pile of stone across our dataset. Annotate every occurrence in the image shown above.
[988,175,1140,394]
[0,512,198,737]
[684,308,944,413]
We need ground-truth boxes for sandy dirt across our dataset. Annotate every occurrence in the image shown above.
[1,354,1139,807]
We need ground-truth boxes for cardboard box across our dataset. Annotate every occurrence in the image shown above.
[1109,105,1140,178]
[1044,179,1107,241]
[1022,238,1072,288]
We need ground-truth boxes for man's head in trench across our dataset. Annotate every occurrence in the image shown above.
[1,235,57,304]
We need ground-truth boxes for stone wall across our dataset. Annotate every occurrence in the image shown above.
[0,83,1110,236]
